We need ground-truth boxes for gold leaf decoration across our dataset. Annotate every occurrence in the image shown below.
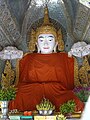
[1,60,15,89]
[79,56,90,87]
[74,57,81,86]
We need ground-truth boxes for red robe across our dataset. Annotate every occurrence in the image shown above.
[9,53,84,111]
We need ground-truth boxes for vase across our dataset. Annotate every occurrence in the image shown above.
[1,101,10,119]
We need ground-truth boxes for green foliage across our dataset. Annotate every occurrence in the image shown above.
[36,98,55,111]
[75,91,88,102]
[59,100,76,114]
[73,86,90,102]
[0,86,16,101]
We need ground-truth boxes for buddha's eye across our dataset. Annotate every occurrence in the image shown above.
[40,39,43,42]
[49,39,52,41]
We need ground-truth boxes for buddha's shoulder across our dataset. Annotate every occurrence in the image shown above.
[23,52,33,57]
[58,52,74,60]
[20,52,34,61]
[57,52,68,57]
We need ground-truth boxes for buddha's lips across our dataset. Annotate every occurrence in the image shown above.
[43,47,49,49]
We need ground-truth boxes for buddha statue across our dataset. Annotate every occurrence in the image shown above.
[9,7,84,112]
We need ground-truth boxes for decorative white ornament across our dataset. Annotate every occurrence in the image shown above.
[68,42,90,58]
[0,46,23,60]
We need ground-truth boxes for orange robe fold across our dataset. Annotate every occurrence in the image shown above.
[9,53,84,111]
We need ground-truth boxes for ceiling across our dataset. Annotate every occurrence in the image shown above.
[0,0,90,53]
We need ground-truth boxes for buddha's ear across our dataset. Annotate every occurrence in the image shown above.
[36,42,40,53]
[54,42,58,53]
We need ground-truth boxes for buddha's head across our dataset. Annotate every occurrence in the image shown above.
[29,6,64,53]
[37,33,57,54]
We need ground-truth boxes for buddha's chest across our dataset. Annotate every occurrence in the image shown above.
[26,62,67,83]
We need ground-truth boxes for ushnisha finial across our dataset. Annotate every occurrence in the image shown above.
[43,5,50,25]
[36,5,57,38]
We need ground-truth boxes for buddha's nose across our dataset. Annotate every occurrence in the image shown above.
[44,40,48,45]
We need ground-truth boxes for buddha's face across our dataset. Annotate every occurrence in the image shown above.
[37,34,56,54]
